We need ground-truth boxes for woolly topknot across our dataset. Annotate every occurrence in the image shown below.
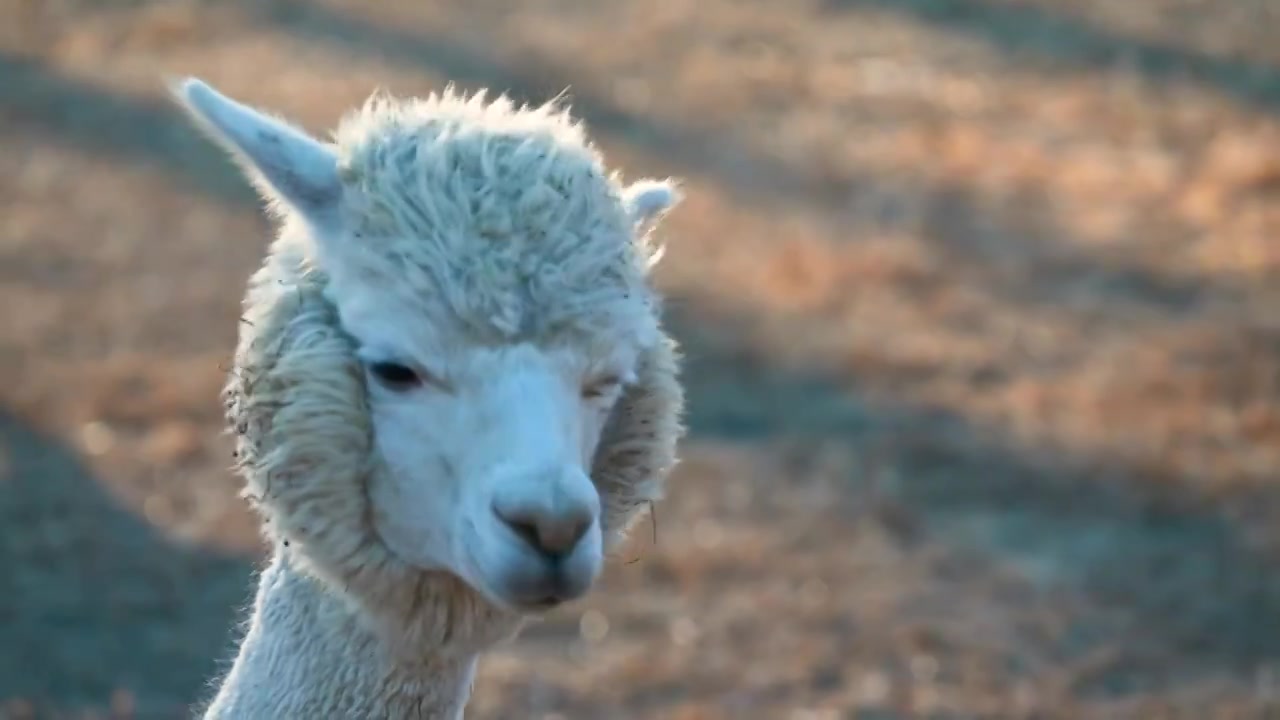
[335,85,592,167]
[325,87,653,343]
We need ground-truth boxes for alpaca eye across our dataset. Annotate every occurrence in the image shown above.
[582,375,623,400]
[368,361,422,390]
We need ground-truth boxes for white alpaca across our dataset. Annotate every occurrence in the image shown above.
[169,77,685,719]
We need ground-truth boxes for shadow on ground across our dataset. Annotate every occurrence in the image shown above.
[822,0,1280,115]
[0,52,255,209]
[0,410,253,716]
[672,300,1280,697]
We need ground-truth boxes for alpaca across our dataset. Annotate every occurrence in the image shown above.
[169,76,685,719]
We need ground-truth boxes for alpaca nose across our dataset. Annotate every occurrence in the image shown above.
[493,502,593,559]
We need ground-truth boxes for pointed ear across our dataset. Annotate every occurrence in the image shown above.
[622,178,682,235]
[168,76,342,226]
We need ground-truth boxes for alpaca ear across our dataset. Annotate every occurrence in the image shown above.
[623,179,681,235]
[168,76,342,226]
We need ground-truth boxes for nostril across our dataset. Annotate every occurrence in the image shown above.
[493,503,593,558]
[493,506,543,551]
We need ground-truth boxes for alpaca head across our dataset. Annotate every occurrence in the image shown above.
[173,78,683,619]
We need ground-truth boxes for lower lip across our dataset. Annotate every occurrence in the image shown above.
[526,596,564,611]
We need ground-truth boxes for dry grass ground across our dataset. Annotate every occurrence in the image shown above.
[3,1,1280,718]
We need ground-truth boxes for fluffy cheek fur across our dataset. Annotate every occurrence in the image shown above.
[225,250,508,653]
[591,333,685,551]
[226,245,684,647]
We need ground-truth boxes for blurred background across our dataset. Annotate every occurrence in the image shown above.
[4,0,1280,718]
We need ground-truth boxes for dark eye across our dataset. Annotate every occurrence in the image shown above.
[368,361,422,390]
[582,375,623,400]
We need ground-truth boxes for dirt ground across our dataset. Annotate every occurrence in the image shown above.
[4,0,1280,718]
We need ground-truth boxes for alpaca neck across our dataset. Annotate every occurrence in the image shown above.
[202,552,479,720]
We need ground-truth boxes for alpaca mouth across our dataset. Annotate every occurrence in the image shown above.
[501,562,591,612]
